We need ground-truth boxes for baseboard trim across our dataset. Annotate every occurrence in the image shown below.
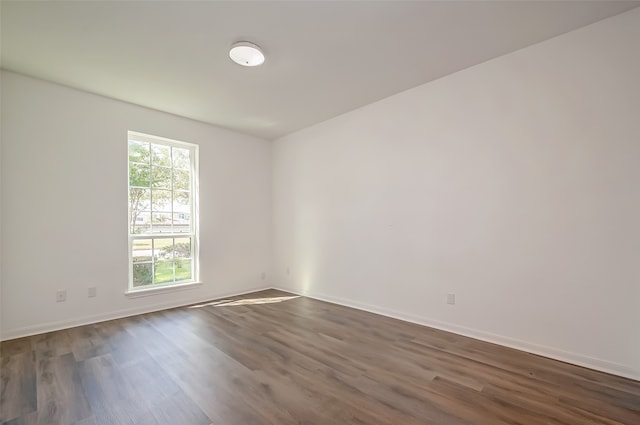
[0,285,271,341]
[4,284,637,381]
[273,285,639,382]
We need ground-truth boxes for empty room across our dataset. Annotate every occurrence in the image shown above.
[1,1,639,424]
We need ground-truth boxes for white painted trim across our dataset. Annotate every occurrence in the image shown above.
[273,285,640,382]
[4,283,638,381]
[0,285,270,341]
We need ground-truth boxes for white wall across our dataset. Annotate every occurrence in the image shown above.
[273,8,640,379]
[0,71,272,339]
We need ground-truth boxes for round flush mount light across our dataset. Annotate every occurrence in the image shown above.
[229,41,265,67]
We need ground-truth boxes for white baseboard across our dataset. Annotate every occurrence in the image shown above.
[273,285,640,382]
[4,284,637,381]
[0,285,271,341]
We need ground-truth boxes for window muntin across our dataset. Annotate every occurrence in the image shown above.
[128,132,197,290]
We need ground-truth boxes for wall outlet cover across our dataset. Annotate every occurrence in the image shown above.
[56,290,67,302]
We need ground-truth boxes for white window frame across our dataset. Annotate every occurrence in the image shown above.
[126,131,199,295]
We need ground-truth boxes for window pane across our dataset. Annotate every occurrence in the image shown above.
[131,223,151,235]
[172,147,190,170]
[154,261,174,284]
[129,211,151,235]
[152,166,171,189]
[151,144,171,167]
[132,240,153,262]
[129,188,150,209]
[129,141,150,164]
[151,212,172,233]
[173,191,190,210]
[173,169,190,191]
[173,213,190,233]
[153,238,174,259]
[133,263,153,287]
[151,189,171,211]
[129,164,151,188]
[174,237,192,259]
[175,259,192,281]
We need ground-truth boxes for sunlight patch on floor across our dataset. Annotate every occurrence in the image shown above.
[188,295,299,308]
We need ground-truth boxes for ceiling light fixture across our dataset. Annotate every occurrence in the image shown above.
[229,41,265,67]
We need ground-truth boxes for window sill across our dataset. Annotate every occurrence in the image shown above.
[125,281,203,298]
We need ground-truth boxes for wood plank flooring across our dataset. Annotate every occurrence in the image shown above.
[2,289,639,425]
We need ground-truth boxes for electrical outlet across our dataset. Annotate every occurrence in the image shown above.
[56,290,67,302]
[261,272,266,280]
[447,293,456,305]
[286,267,290,275]
[88,287,97,298]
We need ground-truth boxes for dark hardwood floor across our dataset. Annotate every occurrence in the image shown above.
[1,289,639,425]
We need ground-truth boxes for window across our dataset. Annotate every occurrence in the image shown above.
[128,131,198,291]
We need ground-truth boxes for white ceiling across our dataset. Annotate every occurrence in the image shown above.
[2,1,638,140]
